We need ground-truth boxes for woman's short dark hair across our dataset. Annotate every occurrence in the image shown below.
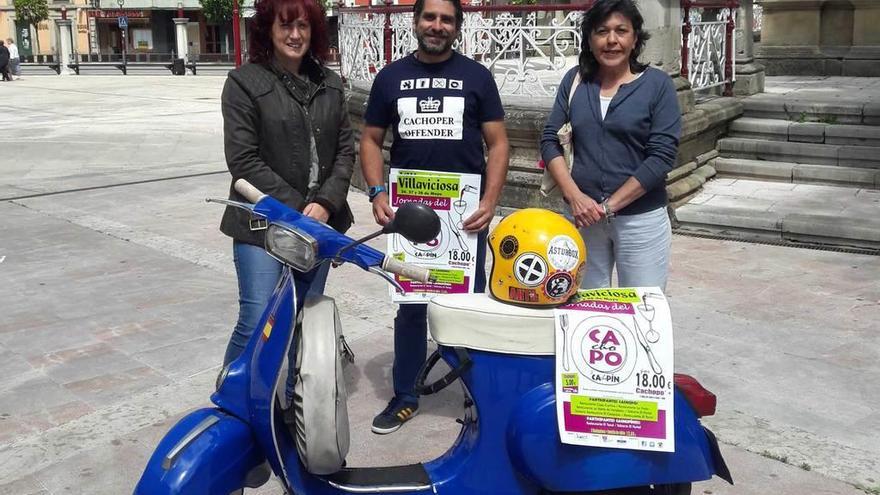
[248,0,330,65]
[413,0,464,30]
[578,0,650,79]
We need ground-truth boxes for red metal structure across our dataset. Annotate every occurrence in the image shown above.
[233,0,242,67]
[680,0,739,96]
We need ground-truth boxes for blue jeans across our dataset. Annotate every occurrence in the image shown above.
[392,231,488,405]
[224,241,329,366]
[579,207,672,291]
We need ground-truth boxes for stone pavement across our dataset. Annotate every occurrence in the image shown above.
[0,76,878,494]
[678,180,880,247]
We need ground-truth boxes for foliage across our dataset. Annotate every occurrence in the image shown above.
[199,0,233,23]
[13,0,48,27]
[12,0,48,53]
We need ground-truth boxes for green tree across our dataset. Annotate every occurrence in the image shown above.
[13,0,48,54]
[199,0,233,23]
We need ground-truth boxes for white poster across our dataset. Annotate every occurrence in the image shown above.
[387,168,481,303]
[555,288,675,452]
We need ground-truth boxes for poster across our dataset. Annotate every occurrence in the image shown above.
[387,168,481,303]
[555,288,675,452]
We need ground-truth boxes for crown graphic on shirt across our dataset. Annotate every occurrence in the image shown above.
[418,97,442,112]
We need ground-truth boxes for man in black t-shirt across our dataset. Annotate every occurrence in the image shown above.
[360,0,509,435]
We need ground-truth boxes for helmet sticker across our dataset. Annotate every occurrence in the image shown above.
[514,252,548,287]
[544,272,573,299]
[547,235,581,271]
[508,286,539,303]
[499,235,519,259]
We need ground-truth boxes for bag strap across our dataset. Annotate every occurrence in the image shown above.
[567,70,582,116]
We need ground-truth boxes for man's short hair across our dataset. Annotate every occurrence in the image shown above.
[413,0,463,30]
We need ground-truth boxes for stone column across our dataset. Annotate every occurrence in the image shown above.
[848,0,880,76]
[56,19,73,76]
[755,0,820,74]
[639,0,683,73]
[734,0,765,95]
[173,17,189,64]
[755,0,880,76]
[638,0,696,114]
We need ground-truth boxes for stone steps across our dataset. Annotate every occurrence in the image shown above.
[729,117,880,147]
[717,137,880,170]
[677,80,880,251]
[712,157,880,188]
[674,179,880,251]
[742,95,880,125]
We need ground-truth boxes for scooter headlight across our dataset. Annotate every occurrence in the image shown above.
[265,224,319,272]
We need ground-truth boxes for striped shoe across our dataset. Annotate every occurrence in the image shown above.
[371,398,419,434]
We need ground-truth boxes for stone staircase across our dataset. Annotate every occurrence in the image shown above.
[675,92,880,251]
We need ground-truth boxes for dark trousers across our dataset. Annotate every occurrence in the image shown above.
[392,230,488,404]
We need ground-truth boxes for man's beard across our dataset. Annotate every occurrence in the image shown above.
[416,30,455,55]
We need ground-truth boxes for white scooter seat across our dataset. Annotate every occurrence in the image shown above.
[427,293,556,355]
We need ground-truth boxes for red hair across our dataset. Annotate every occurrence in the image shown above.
[248,0,329,65]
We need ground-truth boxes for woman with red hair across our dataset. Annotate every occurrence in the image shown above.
[219,0,354,366]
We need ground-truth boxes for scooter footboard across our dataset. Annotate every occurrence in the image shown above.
[134,408,266,495]
[508,384,728,493]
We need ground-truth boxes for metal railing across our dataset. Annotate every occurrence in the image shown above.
[753,3,762,38]
[680,0,738,95]
[338,1,592,96]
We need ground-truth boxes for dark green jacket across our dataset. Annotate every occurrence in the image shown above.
[219,59,354,247]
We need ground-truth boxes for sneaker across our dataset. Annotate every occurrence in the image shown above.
[371,398,419,434]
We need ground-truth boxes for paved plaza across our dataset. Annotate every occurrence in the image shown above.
[0,76,878,494]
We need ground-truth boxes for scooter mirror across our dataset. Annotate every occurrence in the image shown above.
[384,202,441,244]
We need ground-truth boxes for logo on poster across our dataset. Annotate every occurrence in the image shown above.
[587,325,628,374]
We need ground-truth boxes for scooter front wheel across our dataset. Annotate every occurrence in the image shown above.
[541,483,691,495]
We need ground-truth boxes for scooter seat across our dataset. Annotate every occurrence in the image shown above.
[427,293,556,355]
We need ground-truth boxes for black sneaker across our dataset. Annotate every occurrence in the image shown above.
[371,398,419,434]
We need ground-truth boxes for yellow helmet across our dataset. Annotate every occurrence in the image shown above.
[488,208,586,306]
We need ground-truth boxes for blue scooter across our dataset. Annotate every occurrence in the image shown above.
[135,179,732,494]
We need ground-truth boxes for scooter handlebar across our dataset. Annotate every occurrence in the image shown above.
[234,179,267,204]
[233,178,428,282]
[382,256,432,283]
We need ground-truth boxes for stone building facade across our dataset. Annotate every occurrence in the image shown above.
[756,0,880,76]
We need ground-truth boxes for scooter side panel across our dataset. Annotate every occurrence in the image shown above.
[424,348,549,495]
[508,383,723,492]
[245,273,299,486]
[134,408,264,495]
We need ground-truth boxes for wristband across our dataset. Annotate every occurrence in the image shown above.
[368,185,387,202]
[602,200,616,222]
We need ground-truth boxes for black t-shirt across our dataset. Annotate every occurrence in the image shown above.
[363,51,505,177]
